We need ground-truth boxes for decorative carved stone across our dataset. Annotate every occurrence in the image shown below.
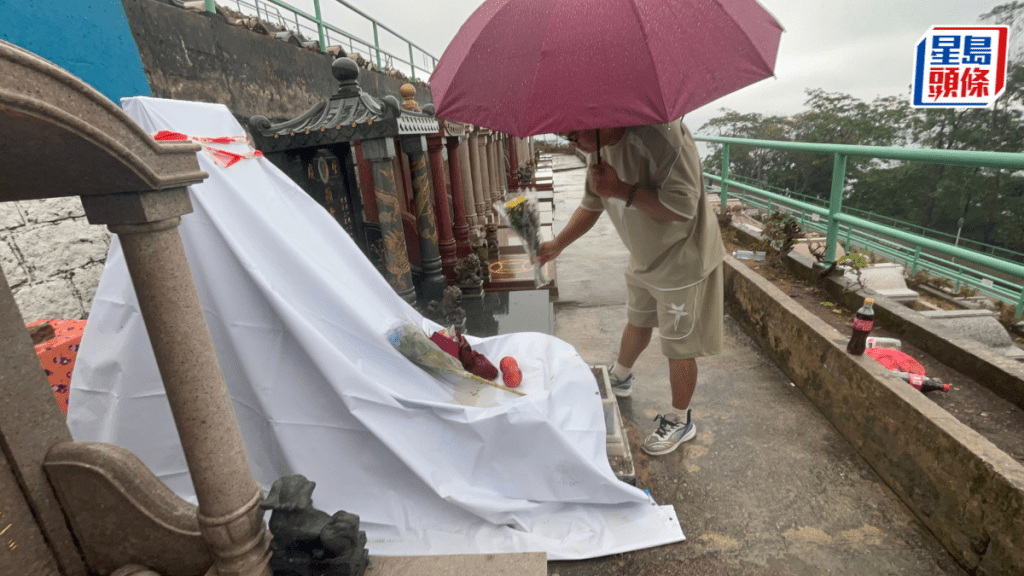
[44,442,213,576]
[259,475,370,576]
[249,58,438,304]
[426,285,466,329]
[402,134,446,300]
[399,83,421,112]
[1,39,270,576]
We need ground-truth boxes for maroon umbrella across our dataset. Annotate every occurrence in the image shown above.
[430,0,784,138]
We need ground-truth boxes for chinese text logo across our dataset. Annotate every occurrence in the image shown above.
[913,26,1008,108]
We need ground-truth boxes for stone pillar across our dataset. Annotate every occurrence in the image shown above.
[499,134,509,199]
[361,138,416,303]
[508,136,520,189]
[487,134,501,205]
[353,141,379,223]
[401,135,446,300]
[457,134,479,232]
[446,135,472,258]
[426,134,458,280]
[475,130,492,224]
[81,189,272,576]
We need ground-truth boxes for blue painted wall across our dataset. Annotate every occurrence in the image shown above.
[0,0,152,104]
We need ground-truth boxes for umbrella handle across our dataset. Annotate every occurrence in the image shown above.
[595,129,601,164]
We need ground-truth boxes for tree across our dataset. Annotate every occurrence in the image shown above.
[697,1,1024,259]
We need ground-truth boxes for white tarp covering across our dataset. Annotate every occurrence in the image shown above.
[68,97,684,559]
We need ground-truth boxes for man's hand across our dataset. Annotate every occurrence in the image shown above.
[589,163,629,199]
[538,240,563,264]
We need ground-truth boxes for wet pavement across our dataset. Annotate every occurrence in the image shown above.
[540,153,967,576]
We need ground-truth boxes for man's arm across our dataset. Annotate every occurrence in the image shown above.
[620,185,692,223]
[589,164,692,223]
[538,207,601,263]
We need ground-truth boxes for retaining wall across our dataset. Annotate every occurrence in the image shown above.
[724,254,1024,574]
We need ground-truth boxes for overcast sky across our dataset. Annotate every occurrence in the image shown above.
[307,0,1007,139]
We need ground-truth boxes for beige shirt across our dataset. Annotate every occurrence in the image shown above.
[580,120,724,289]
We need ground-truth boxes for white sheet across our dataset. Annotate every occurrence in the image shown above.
[68,96,684,559]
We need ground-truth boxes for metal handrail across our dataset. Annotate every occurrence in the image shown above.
[723,173,1024,263]
[704,169,1024,313]
[713,178,1022,305]
[697,135,1024,318]
[211,0,438,80]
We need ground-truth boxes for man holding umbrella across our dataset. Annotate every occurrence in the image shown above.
[538,120,724,456]
[429,0,782,456]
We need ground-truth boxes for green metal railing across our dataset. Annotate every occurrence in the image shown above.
[723,173,1024,264]
[214,0,438,80]
[697,136,1024,318]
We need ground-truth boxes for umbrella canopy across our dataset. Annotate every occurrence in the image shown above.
[430,0,784,137]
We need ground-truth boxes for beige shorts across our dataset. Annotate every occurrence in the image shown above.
[625,264,723,359]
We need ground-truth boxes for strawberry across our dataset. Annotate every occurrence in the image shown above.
[500,356,519,372]
[504,368,522,388]
[500,356,522,387]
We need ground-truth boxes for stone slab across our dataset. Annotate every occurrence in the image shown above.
[591,365,633,475]
[842,262,919,303]
[367,552,547,576]
[0,203,25,229]
[497,227,553,256]
[1,238,28,288]
[920,310,1018,356]
[16,219,111,280]
[485,254,557,298]
[462,289,554,337]
[20,197,86,225]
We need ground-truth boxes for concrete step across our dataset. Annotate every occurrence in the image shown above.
[367,552,546,576]
[591,365,635,485]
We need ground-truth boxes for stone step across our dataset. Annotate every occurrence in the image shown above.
[591,364,636,485]
[367,552,547,576]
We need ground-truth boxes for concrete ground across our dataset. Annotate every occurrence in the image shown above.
[543,153,967,576]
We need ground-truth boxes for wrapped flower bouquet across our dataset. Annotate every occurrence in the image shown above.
[494,194,550,288]
[386,318,525,396]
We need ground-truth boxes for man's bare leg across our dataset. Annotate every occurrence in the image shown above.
[616,323,652,368]
[668,357,697,410]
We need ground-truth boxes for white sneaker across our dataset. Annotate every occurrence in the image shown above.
[607,366,634,398]
[641,409,696,456]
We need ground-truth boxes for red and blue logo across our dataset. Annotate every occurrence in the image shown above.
[913,26,1008,108]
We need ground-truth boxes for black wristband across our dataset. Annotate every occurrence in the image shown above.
[625,183,640,208]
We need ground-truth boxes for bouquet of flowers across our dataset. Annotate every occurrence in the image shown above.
[385,318,525,396]
[494,194,550,288]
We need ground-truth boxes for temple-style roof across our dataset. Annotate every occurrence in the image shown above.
[249,58,439,153]
[0,40,207,202]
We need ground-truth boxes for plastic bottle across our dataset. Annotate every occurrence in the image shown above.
[895,372,950,393]
[732,250,766,261]
[846,298,875,356]
[865,336,902,350]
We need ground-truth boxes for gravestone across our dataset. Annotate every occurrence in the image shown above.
[920,309,1024,360]
[846,262,919,304]
[250,57,441,304]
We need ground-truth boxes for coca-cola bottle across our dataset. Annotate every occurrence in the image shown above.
[895,372,950,393]
[846,298,875,355]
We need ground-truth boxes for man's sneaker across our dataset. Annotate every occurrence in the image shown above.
[607,368,634,397]
[641,410,696,456]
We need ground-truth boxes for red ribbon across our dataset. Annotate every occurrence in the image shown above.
[152,130,263,168]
